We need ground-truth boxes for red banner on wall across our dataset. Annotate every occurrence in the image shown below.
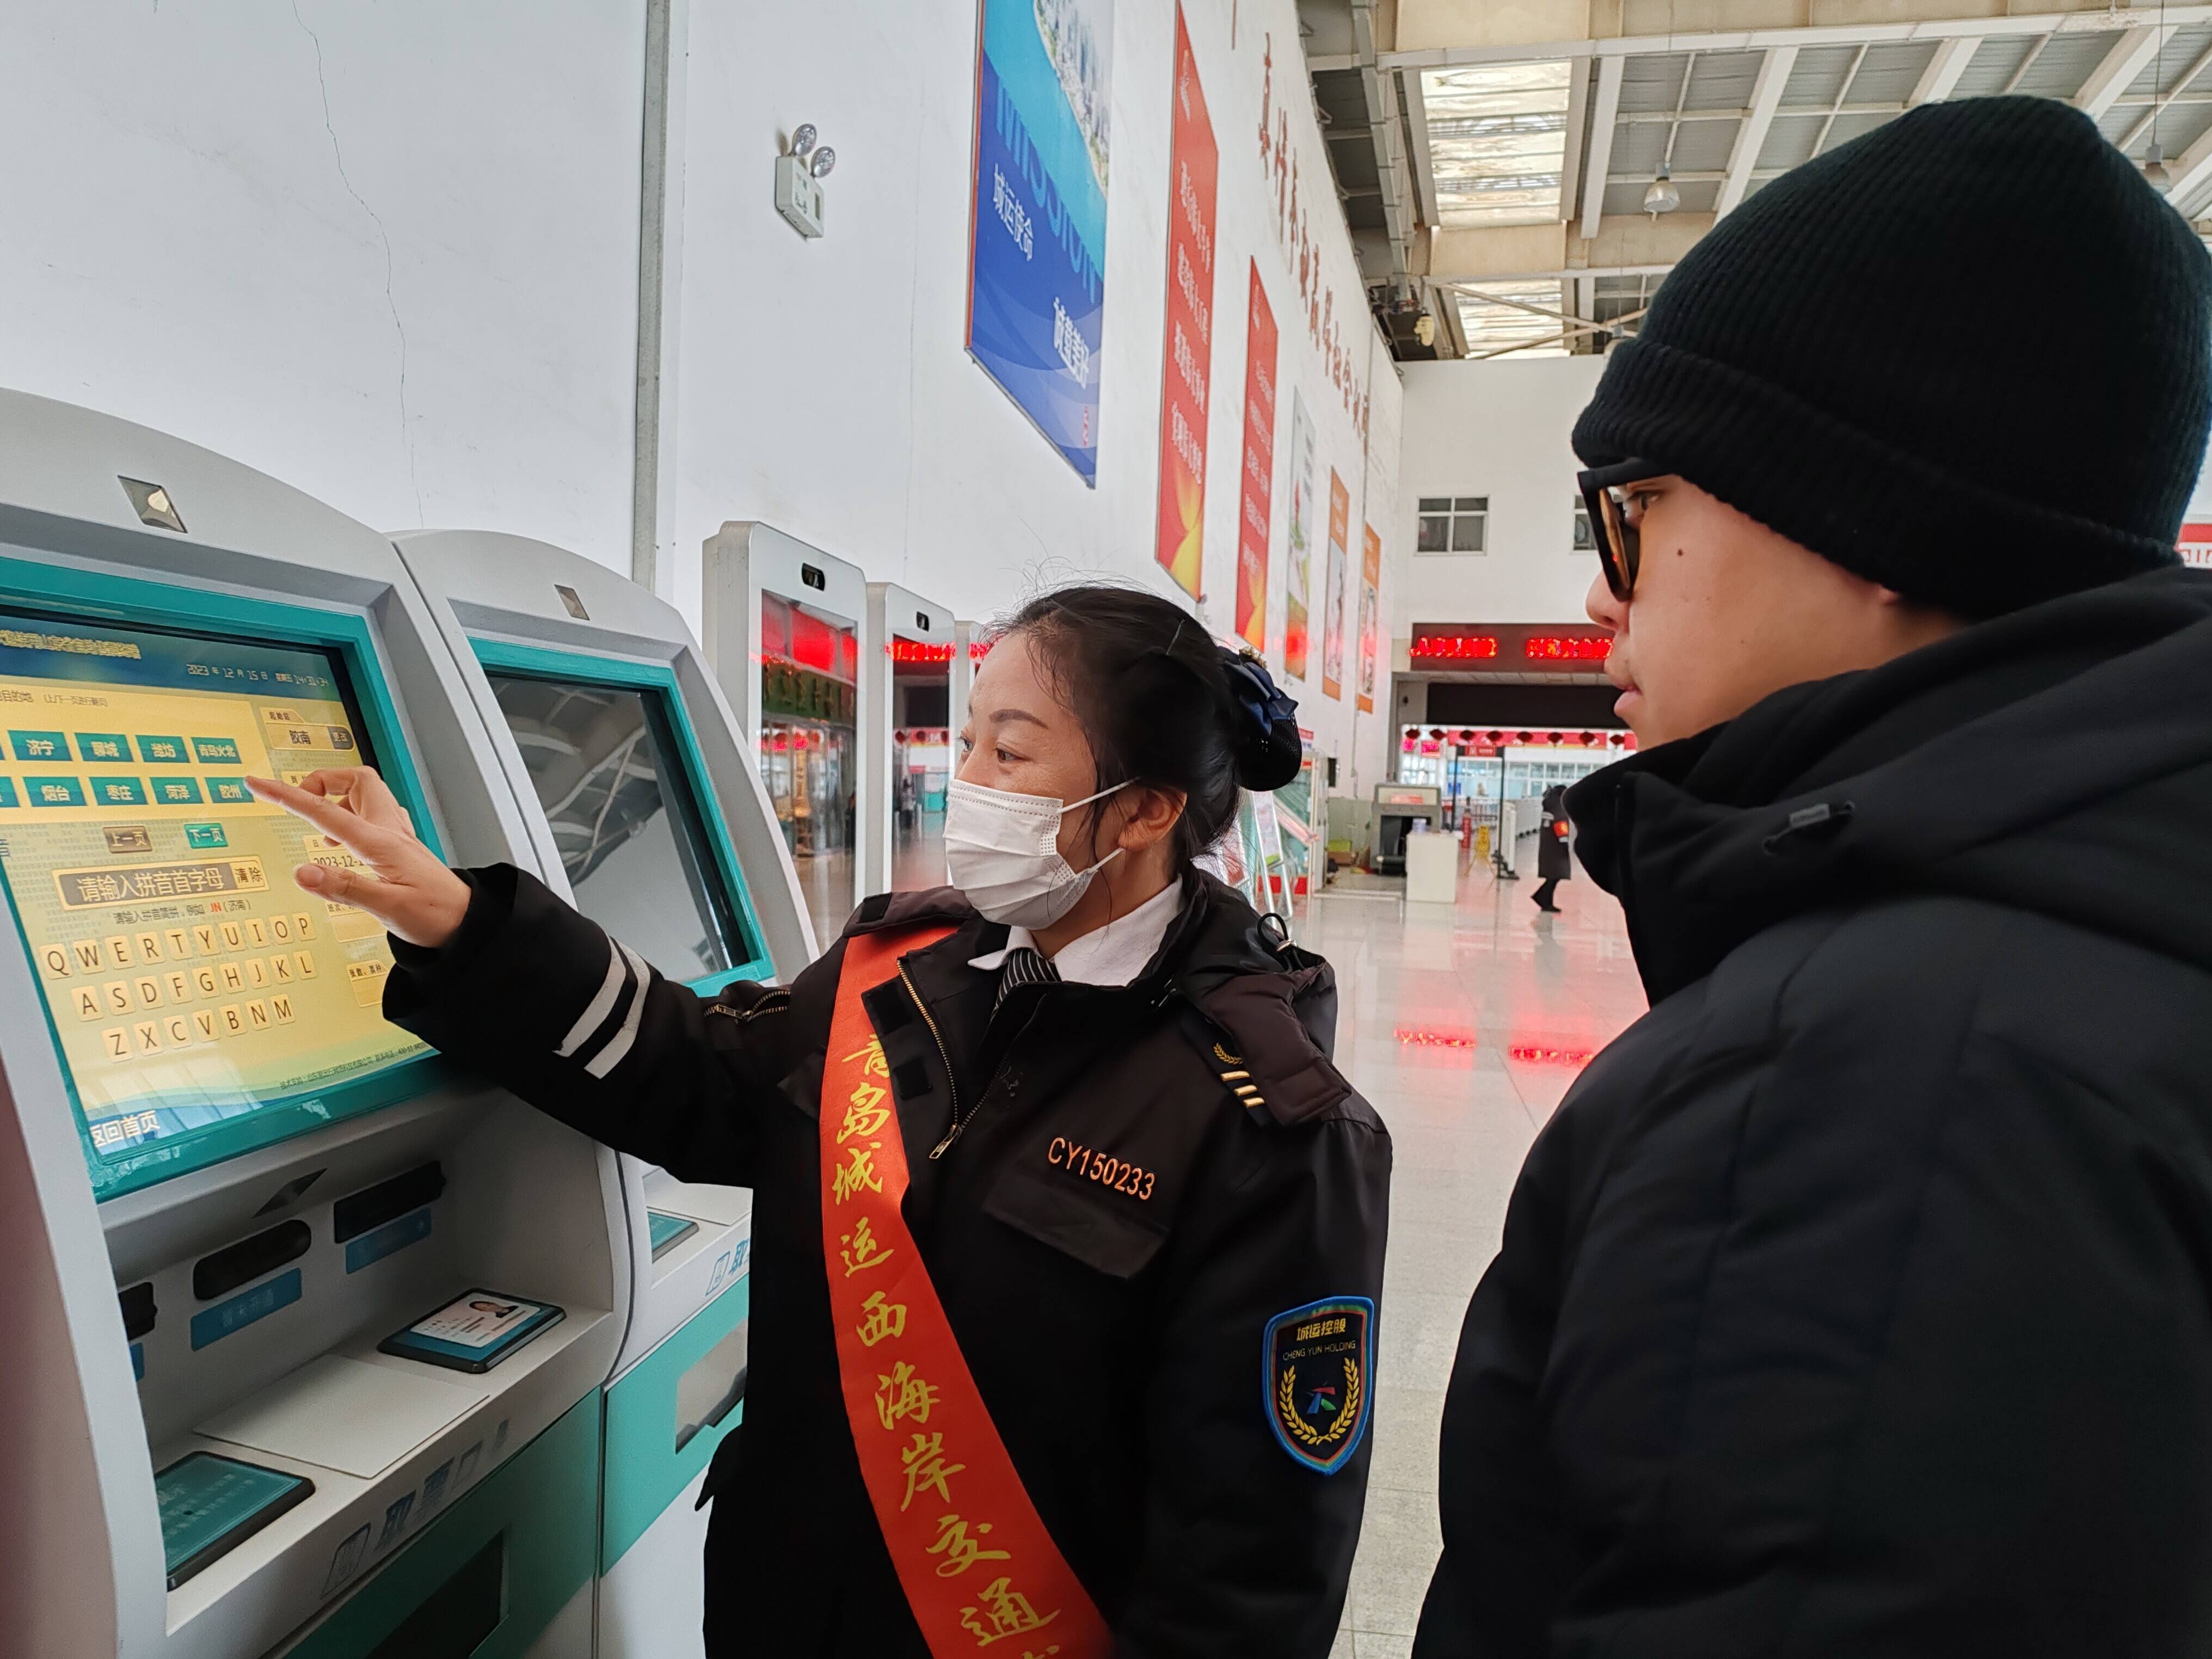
[1234,263,1278,651]
[1356,523,1381,712]
[1322,470,1349,699]
[1154,4,1219,599]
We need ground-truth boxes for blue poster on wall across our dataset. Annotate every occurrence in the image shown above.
[965,0,1113,484]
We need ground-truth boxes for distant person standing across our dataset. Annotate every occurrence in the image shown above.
[1418,98,2212,1656]
[1529,784,1569,912]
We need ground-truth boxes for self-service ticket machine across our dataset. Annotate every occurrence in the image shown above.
[861,585,956,896]
[950,620,983,751]
[392,529,816,1658]
[0,391,625,1659]
[701,523,865,948]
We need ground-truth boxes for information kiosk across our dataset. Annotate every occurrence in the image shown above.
[701,522,865,946]
[861,584,956,896]
[0,390,625,1659]
[392,529,814,1658]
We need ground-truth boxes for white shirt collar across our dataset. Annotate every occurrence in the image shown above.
[967,878,1188,987]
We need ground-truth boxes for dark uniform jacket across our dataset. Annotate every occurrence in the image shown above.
[1417,567,2212,1657]
[386,868,1391,1658]
[1536,785,1572,882]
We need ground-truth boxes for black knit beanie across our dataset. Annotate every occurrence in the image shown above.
[1573,96,2212,620]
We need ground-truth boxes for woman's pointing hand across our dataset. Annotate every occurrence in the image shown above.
[247,768,470,949]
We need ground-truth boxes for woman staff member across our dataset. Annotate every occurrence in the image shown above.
[251,585,1391,1659]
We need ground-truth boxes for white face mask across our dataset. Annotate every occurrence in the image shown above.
[943,777,1128,929]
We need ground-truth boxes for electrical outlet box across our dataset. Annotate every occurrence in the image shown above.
[775,153,825,239]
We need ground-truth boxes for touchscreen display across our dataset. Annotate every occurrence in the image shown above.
[0,606,428,1196]
[484,672,753,984]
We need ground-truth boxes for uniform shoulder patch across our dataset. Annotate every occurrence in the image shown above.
[1263,1296,1373,1474]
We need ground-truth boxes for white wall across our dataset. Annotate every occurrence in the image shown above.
[669,0,1402,797]
[0,0,1402,802]
[1392,355,1607,633]
[0,1,644,560]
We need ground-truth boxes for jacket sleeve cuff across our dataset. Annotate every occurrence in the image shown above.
[382,864,628,1057]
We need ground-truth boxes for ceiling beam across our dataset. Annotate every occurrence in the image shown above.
[1719,46,1798,218]
[1580,54,1624,241]
[1403,70,1441,225]
[1433,212,1714,282]
[2162,122,2212,216]
[1351,0,1417,286]
[1559,56,1593,226]
[2119,35,2212,151]
[1354,5,2212,75]
[2000,32,2055,95]
[2076,25,2179,120]
[1909,37,1977,104]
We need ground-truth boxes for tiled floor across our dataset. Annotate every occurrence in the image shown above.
[1305,857,1649,1657]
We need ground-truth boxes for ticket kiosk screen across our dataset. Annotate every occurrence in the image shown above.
[484,673,751,984]
[0,607,427,1197]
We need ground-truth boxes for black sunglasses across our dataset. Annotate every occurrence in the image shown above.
[1578,458,1666,602]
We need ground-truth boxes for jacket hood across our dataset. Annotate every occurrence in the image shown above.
[1568,567,2212,1001]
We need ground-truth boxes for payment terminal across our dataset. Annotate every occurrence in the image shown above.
[0,390,625,1659]
[393,527,815,1659]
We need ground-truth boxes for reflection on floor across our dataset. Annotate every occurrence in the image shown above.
[1312,859,1648,1658]
[890,830,947,894]
[790,850,853,952]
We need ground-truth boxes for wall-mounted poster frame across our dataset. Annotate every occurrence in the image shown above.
[1153,2,1218,597]
[964,0,1115,484]
[1323,469,1349,700]
[1284,391,1316,679]
[1234,263,1277,652]
[1356,522,1381,714]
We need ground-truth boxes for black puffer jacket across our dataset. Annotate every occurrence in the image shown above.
[1418,568,2212,1656]
[386,870,1390,1658]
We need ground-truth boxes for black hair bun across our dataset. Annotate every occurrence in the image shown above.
[1218,648,1304,791]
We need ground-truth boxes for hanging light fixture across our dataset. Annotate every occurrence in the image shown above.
[1646,38,1692,217]
[2148,0,2174,190]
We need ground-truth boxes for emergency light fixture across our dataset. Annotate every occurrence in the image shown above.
[777,122,833,239]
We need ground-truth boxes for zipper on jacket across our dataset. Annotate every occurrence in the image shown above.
[900,961,968,1160]
[706,987,790,1024]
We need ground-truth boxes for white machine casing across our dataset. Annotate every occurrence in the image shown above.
[391,527,815,1373]
[700,520,865,747]
[859,582,955,898]
[0,391,625,1659]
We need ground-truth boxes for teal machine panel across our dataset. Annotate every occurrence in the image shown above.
[467,637,774,996]
[392,529,805,1659]
[280,1391,601,1659]
[0,570,448,1201]
[601,1276,748,1569]
[0,390,626,1659]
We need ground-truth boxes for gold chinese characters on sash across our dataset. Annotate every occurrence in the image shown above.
[821,926,1110,1658]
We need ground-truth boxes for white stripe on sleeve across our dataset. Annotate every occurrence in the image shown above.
[556,935,630,1058]
[585,945,654,1078]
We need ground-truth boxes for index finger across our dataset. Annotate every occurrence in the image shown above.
[245,774,403,864]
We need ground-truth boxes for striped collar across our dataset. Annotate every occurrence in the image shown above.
[965,877,1187,988]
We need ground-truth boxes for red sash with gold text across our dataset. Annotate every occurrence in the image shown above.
[820,925,1111,1659]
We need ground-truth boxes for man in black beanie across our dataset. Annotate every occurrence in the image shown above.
[1418,96,2212,1656]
